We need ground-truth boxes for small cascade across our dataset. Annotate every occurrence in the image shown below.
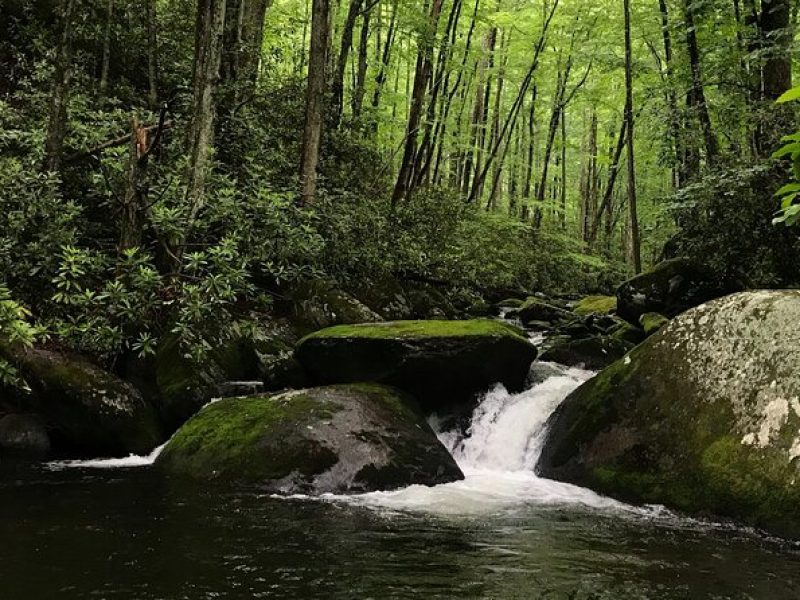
[346,363,638,515]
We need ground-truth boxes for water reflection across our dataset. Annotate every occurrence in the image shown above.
[2,463,800,599]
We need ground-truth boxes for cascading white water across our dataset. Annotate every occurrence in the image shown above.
[346,363,636,515]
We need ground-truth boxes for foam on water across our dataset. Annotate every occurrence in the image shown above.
[45,441,168,470]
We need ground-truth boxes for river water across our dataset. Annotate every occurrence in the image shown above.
[2,364,800,599]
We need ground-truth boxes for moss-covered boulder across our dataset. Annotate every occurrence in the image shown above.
[573,295,617,316]
[538,291,800,539]
[350,277,414,321]
[0,346,162,456]
[517,297,571,325]
[156,384,463,493]
[539,335,633,370]
[295,320,537,413]
[616,258,726,326]
[280,279,382,336]
[404,283,456,319]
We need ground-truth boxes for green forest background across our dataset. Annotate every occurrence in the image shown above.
[1,0,799,377]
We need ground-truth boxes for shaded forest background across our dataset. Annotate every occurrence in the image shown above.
[1,0,799,369]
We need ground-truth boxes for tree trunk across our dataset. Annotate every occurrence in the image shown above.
[588,117,626,245]
[657,0,681,187]
[186,0,227,218]
[683,0,719,167]
[352,9,371,118]
[391,0,445,205]
[559,108,567,227]
[371,0,397,111]
[43,0,76,174]
[299,0,330,206]
[99,0,113,95]
[624,0,641,273]
[332,0,362,123]
[761,0,792,99]
[146,0,159,109]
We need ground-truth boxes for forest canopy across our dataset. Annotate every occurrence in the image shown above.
[0,0,799,372]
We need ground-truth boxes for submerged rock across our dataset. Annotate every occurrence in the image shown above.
[295,320,537,413]
[156,384,463,493]
[0,345,162,456]
[538,291,800,539]
[0,413,50,456]
[616,258,725,326]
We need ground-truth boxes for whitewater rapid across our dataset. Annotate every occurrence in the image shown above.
[46,361,647,517]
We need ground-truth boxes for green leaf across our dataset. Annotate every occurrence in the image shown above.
[777,87,800,103]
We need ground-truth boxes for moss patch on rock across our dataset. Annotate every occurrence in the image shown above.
[156,384,464,493]
[639,312,669,336]
[296,320,536,413]
[573,295,617,316]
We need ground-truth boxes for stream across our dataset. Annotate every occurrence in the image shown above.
[2,363,800,598]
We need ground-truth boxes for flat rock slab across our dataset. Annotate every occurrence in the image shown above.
[295,320,537,413]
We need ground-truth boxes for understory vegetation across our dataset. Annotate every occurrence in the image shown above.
[1,0,798,375]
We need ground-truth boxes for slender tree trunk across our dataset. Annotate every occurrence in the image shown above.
[487,29,509,211]
[683,0,719,167]
[534,77,564,225]
[761,0,793,98]
[589,117,626,245]
[522,85,537,200]
[146,0,159,109]
[624,0,641,273]
[186,0,228,218]
[100,0,113,95]
[559,108,567,227]
[371,0,397,111]
[352,9,371,118]
[332,0,362,123]
[657,0,681,187]
[299,0,331,206]
[391,0,446,205]
[43,0,76,174]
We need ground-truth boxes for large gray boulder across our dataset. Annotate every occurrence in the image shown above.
[156,384,463,493]
[538,291,800,539]
[295,320,537,413]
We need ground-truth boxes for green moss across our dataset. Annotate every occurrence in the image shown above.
[573,295,617,316]
[158,392,340,481]
[299,319,527,343]
[639,312,669,336]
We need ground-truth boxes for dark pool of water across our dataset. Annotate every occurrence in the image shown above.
[2,462,800,599]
